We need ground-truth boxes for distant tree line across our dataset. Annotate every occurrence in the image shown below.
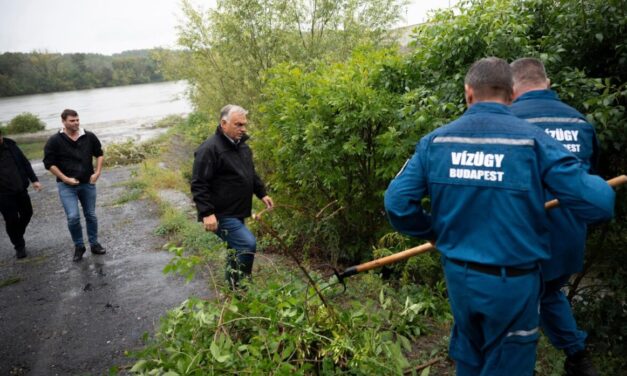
[0,49,180,97]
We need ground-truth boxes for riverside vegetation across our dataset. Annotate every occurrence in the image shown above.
[0,49,180,97]
[125,0,625,374]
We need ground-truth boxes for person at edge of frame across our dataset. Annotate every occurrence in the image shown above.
[0,128,42,258]
[510,57,601,376]
[191,104,274,289]
[43,109,106,262]
[384,57,615,376]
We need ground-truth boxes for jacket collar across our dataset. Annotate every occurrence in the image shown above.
[513,89,559,104]
[463,101,513,117]
[215,125,249,147]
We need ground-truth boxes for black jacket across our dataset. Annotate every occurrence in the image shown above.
[0,138,38,193]
[191,126,267,220]
[43,130,103,183]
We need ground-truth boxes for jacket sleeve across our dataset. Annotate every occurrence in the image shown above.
[91,133,103,157]
[191,145,216,219]
[384,138,436,240]
[14,143,38,182]
[43,136,57,170]
[537,131,615,223]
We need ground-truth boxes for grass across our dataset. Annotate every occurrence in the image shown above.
[0,276,21,288]
[16,139,46,161]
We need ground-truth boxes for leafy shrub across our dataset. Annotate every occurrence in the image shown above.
[255,48,422,263]
[178,111,213,145]
[104,139,161,167]
[251,0,626,370]
[131,255,448,375]
[2,112,46,134]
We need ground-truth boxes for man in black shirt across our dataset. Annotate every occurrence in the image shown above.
[43,109,105,261]
[0,129,42,258]
[191,104,274,288]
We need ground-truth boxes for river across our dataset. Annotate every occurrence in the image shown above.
[0,81,193,144]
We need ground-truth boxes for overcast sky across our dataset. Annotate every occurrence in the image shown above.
[0,0,457,55]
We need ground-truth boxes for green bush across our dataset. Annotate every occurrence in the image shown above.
[2,112,46,134]
[255,48,420,263]
[132,251,447,375]
[250,0,626,370]
[104,139,161,167]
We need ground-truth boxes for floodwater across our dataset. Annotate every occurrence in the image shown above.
[0,81,193,145]
[0,81,192,127]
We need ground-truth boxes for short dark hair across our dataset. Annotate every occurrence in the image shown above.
[465,57,513,101]
[61,109,78,120]
[510,57,548,86]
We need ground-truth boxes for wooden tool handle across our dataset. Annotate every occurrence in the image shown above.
[344,174,627,278]
[349,242,434,274]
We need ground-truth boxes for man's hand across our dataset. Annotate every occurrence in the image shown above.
[261,195,274,210]
[63,177,80,186]
[203,214,218,232]
[32,182,43,192]
[89,172,101,184]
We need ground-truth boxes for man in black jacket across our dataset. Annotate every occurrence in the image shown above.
[0,129,42,258]
[191,104,273,288]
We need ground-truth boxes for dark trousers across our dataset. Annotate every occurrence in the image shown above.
[0,191,33,251]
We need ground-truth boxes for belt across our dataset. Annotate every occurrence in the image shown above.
[449,259,537,277]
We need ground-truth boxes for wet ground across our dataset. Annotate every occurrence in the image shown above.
[0,166,209,375]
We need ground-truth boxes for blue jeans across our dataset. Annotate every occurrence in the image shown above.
[540,276,587,356]
[57,182,98,247]
[217,217,256,286]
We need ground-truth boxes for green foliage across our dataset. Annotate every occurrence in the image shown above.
[15,140,45,161]
[104,139,162,167]
[372,233,442,286]
[255,48,421,262]
[176,112,214,145]
[132,255,448,375]
[130,137,452,374]
[169,0,406,115]
[155,114,186,129]
[1,112,46,134]
[0,49,177,97]
[251,0,626,369]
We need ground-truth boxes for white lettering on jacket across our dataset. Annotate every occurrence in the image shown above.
[545,128,581,154]
[451,151,505,168]
[545,128,579,142]
[449,151,505,182]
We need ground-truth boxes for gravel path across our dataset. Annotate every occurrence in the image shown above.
[0,165,208,375]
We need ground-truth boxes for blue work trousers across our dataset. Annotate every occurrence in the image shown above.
[443,258,541,376]
[540,276,587,356]
[57,182,98,247]
[217,217,257,286]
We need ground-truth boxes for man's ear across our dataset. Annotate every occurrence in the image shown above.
[464,84,474,106]
[546,78,551,89]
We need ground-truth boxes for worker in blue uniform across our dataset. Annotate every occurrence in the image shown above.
[384,57,615,376]
[510,57,600,376]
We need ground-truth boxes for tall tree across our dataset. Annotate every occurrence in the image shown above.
[171,0,406,114]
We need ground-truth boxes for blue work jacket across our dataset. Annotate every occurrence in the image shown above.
[511,89,599,279]
[384,102,614,267]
